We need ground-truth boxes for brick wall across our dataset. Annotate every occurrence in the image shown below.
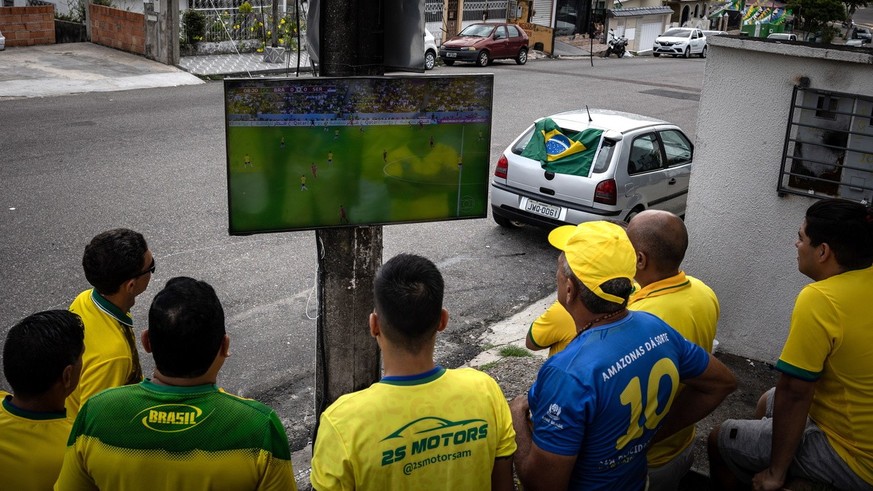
[0,5,56,47]
[89,4,145,55]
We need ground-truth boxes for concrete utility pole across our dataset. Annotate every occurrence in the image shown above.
[314,0,385,419]
[144,0,179,65]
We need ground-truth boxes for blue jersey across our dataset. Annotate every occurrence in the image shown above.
[528,310,709,490]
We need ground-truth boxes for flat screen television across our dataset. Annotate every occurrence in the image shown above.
[224,75,494,235]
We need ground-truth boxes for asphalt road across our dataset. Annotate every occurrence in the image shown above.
[0,54,704,448]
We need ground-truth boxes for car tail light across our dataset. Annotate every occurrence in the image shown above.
[495,155,508,179]
[594,179,617,205]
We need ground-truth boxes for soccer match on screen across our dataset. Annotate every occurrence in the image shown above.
[224,75,494,235]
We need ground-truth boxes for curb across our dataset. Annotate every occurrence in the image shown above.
[465,293,553,368]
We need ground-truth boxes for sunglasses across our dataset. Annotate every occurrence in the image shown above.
[131,259,156,279]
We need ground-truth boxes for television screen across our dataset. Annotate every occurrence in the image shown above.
[224,75,494,235]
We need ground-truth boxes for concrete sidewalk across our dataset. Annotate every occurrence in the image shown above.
[0,43,204,100]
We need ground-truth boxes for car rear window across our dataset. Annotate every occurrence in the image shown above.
[592,140,615,174]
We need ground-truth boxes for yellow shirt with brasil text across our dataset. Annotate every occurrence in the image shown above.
[629,272,719,467]
[311,367,516,490]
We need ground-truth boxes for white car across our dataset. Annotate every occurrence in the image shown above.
[490,109,694,228]
[0,30,5,51]
[653,28,707,58]
[767,32,797,41]
[424,29,438,70]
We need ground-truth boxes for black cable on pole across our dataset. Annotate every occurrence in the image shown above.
[589,0,594,66]
[295,0,301,75]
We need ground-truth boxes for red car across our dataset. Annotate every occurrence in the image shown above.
[439,23,529,67]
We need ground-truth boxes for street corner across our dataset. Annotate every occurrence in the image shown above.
[0,43,203,99]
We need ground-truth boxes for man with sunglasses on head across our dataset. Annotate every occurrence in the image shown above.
[66,228,154,418]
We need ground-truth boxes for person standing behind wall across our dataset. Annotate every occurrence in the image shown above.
[66,228,154,418]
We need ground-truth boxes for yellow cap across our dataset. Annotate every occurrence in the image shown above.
[548,221,636,304]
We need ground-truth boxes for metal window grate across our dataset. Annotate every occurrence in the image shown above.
[778,86,873,205]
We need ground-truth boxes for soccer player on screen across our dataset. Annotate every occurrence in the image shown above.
[339,205,349,224]
[311,163,318,179]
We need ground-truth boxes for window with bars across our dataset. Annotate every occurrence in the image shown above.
[778,86,873,205]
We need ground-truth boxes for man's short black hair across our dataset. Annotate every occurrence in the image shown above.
[806,199,873,271]
[374,254,444,354]
[148,277,226,378]
[83,228,148,295]
[3,310,84,397]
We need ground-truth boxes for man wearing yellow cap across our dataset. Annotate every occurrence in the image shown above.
[510,221,736,490]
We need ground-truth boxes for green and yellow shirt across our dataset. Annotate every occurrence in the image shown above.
[55,381,296,491]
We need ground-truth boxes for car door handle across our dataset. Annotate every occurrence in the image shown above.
[668,178,677,185]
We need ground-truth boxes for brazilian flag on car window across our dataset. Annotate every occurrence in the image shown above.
[522,118,604,176]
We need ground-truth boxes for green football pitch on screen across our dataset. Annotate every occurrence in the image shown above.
[225,76,493,235]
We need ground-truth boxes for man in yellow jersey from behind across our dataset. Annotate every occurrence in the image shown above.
[710,199,873,491]
[625,210,719,490]
[56,277,296,491]
[0,310,84,491]
[67,228,153,418]
[310,253,517,490]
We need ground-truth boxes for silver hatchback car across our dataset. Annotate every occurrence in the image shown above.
[490,109,693,228]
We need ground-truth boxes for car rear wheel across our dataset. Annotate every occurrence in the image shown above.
[653,53,660,57]
[443,58,455,66]
[516,48,528,65]
[700,45,707,58]
[493,213,516,228]
[683,47,690,58]
[624,208,643,223]
[425,50,436,70]
[477,50,490,67]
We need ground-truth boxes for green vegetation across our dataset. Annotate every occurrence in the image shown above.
[182,9,207,45]
[499,345,533,358]
[787,0,846,41]
[479,361,498,372]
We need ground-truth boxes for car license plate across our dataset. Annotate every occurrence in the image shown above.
[524,199,561,219]
[446,52,457,58]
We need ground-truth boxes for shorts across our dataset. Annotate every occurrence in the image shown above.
[647,442,693,491]
[718,388,873,490]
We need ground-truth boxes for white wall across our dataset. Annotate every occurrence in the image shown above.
[685,37,873,362]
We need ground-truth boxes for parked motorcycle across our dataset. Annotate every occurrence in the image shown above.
[604,29,628,58]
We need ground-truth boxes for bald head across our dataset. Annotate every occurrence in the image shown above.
[626,210,688,278]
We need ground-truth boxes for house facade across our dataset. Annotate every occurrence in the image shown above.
[684,36,873,362]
